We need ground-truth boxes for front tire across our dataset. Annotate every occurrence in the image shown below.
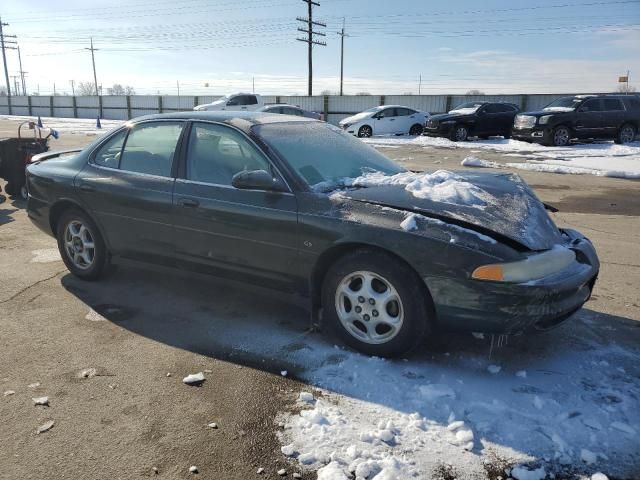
[450,124,469,142]
[549,125,571,147]
[409,124,424,136]
[56,209,107,280]
[321,249,431,357]
[615,123,636,144]
[357,125,373,138]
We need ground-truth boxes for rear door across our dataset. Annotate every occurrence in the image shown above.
[494,104,518,133]
[172,121,300,290]
[395,108,417,133]
[475,104,501,135]
[76,120,185,265]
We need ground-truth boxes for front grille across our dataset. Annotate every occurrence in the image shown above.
[514,115,536,129]
[427,119,438,128]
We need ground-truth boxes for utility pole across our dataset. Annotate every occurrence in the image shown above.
[1,17,18,97]
[70,79,75,96]
[337,18,348,96]
[296,0,326,96]
[176,80,180,97]
[85,38,99,95]
[17,45,26,95]
[53,82,56,96]
[418,74,422,95]
[252,76,255,93]
[10,74,18,94]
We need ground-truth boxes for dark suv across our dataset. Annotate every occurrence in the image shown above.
[512,95,640,146]
[423,102,519,141]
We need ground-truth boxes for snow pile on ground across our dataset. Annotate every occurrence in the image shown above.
[364,136,640,179]
[270,309,640,479]
[0,115,124,136]
[349,170,492,207]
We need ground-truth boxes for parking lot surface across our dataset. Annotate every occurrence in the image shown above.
[1,117,639,479]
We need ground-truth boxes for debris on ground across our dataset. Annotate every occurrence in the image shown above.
[78,368,97,378]
[207,422,218,429]
[166,372,171,377]
[182,372,205,386]
[515,370,527,378]
[152,466,159,474]
[281,370,288,377]
[28,382,40,389]
[36,420,55,434]
[281,443,295,456]
[256,467,265,474]
[510,465,546,480]
[3,390,15,396]
[277,468,286,476]
[292,473,302,479]
[32,396,49,406]
[189,465,198,474]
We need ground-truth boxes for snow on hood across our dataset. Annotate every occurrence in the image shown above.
[542,106,575,112]
[340,110,379,125]
[348,170,491,207]
[448,107,479,115]
[334,170,563,250]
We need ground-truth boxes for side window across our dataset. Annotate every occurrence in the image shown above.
[483,104,499,113]
[627,98,640,110]
[493,104,513,113]
[602,98,623,111]
[119,122,183,177]
[246,95,258,105]
[580,99,603,112]
[378,108,397,118]
[226,96,240,106]
[186,123,271,186]
[395,108,411,116]
[93,129,126,168]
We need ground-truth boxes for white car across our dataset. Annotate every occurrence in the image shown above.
[194,93,264,111]
[339,105,430,137]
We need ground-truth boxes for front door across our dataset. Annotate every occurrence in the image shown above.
[172,121,300,291]
[575,98,604,138]
[601,98,625,135]
[76,121,185,265]
[373,107,398,135]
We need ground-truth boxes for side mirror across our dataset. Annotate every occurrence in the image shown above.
[578,107,588,113]
[231,169,287,192]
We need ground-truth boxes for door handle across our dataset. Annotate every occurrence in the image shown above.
[79,184,95,192]
[178,198,199,208]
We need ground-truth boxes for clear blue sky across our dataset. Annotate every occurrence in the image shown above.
[2,0,639,95]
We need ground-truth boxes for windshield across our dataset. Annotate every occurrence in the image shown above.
[254,122,404,190]
[449,102,483,113]
[543,97,583,111]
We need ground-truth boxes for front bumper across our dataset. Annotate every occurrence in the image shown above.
[511,126,552,143]
[423,122,455,137]
[425,231,599,334]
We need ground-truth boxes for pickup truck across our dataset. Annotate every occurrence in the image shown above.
[194,93,264,111]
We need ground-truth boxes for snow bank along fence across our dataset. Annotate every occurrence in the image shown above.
[0,93,606,126]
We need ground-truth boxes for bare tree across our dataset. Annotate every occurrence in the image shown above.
[320,89,333,95]
[0,87,6,96]
[76,81,97,96]
[466,89,485,95]
[107,84,136,95]
[617,83,637,93]
[355,91,371,96]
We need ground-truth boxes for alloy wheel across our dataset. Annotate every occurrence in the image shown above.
[620,125,636,144]
[335,270,404,345]
[554,127,570,146]
[455,126,468,141]
[358,126,372,138]
[63,220,96,270]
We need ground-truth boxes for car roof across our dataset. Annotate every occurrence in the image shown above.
[130,111,318,133]
[263,104,302,109]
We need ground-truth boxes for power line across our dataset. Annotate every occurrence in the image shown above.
[296,0,326,95]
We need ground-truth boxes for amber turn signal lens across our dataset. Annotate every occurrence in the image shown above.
[471,264,504,281]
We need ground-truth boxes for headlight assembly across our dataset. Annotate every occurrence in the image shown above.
[538,115,552,125]
[472,246,576,283]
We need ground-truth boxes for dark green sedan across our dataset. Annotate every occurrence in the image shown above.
[26,112,599,357]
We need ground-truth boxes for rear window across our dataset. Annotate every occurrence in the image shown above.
[623,97,640,111]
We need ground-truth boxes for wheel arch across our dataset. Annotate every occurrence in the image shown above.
[309,242,436,327]
[49,199,111,251]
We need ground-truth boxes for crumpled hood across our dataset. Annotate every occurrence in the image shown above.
[338,171,563,251]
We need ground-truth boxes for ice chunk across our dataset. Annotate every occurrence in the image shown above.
[580,448,597,464]
[418,383,456,401]
[516,370,527,378]
[317,461,349,480]
[299,391,314,403]
[511,465,546,480]
[487,365,501,374]
[281,443,296,456]
[182,372,205,385]
[37,420,55,434]
[32,396,49,406]
[611,422,635,435]
[591,473,608,480]
[400,214,418,232]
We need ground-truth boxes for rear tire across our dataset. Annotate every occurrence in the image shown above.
[409,124,424,136]
[56,208,107,281]
[357,125,373,138]
[449,124,469,142]
[615,123,636,144]
[321,249,431,357]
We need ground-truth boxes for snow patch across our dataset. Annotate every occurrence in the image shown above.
[511,465,546,480]
[30,248,61,263]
